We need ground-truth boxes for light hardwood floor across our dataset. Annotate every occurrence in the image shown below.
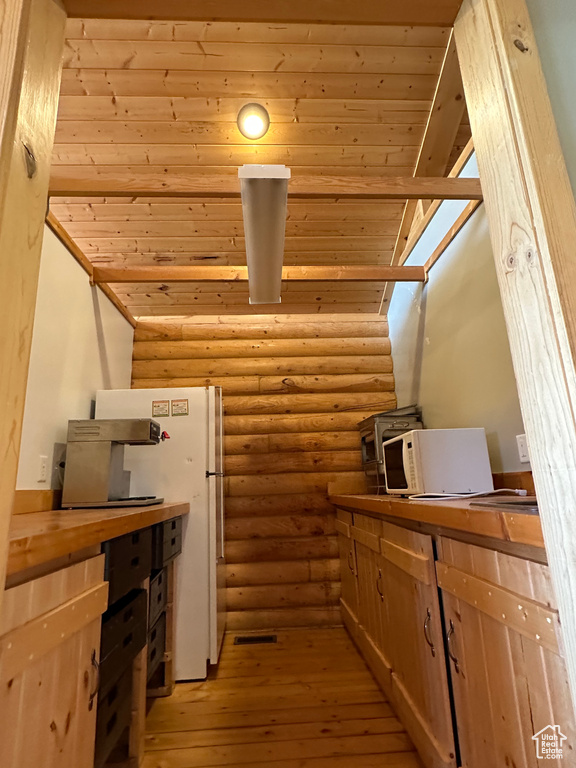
[143,627,422,768]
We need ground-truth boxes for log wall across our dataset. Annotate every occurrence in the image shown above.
[132,314,395,630]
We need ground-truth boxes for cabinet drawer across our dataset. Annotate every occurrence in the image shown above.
[147,612,166,681]
[152,517,182,570]
[101,589,147,696]
[149,568,168,627]
[104,528,152,605]
[94,667,133,768]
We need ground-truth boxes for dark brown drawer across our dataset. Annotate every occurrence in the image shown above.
[152,517,182,570]
[147,612,166,682]
[149,568,168,627]
[94,667,133,768]
[104,527,152,606]
[101,589,147,696]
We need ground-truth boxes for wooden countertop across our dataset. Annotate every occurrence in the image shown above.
[330,494,545,550]
[7,501,190,577]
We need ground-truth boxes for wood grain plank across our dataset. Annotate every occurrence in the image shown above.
[63,0,464,26]
[50,201,405,223]
[62,40,444,74]
[59,69,439,100]
[56,96,431,124]
[63,20,449,46]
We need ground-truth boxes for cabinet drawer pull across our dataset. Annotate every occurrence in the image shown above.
[423,609,436,657]
[88,648,100,711]
[376,569,384,602]
[447,620,460,673]
[347,549,355,574]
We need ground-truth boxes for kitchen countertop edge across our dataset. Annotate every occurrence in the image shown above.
[329,493,545,550]
[8,501,190,576]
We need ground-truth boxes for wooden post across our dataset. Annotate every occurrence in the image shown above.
[0,0,66,604]
[455,0,576,714]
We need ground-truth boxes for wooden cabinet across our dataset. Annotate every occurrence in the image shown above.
[437,538,575,767]
[376,522,456,768]
[335,509,359,632]
[336,505,576,768]
[0,555,108,768]
[348,512,456,768]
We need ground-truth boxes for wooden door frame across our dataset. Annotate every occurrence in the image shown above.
[0,0,66,612]
[455,0,576,716]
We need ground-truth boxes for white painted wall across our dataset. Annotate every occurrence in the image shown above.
[526,0,576,195]
[16,225,134,489]
[388,157,527,473]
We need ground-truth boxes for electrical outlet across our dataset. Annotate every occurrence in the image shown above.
[516,434,530,464]
[38,455,48,483]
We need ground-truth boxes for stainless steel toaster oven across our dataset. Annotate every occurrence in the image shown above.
[358,406,423,493]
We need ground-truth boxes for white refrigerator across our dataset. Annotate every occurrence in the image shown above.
[95,386,226,681]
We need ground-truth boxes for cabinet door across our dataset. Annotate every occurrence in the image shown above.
[378,523,456,768]
[335,508,359,632]
[351,513,383,647]
[0,556,108,768]
[437,538,576,768]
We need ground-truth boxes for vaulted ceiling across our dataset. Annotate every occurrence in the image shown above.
[49,17,471,319]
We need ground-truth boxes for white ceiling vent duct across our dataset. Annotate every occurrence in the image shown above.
[239,164,291,305]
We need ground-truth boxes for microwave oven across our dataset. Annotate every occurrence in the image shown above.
[382,428,494,496]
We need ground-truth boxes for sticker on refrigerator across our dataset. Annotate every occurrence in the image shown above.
[152,399,170,417]
[171,398,189,416]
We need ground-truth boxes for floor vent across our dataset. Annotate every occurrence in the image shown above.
[233,634,278,645]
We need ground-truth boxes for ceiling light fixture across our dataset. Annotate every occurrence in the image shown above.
[239,165,291,304]
[237,103,270,140]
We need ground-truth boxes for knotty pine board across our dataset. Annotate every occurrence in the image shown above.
[132,315,393,630]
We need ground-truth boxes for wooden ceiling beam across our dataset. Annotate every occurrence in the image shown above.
[93,266,427,284]
[49,173,482,200]
[62,0,464,26]
[381,30,467,313]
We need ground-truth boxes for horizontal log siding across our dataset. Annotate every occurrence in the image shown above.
[132,316,394,629]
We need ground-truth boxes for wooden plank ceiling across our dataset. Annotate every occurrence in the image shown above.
[49,18,471,318]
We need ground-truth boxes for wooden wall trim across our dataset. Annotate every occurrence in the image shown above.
[455,0,576,712]
[0,0,66,605]
[45,211,137,328]
[45,210,93,276]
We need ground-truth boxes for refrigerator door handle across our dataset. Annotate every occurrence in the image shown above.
[206,470,225,478]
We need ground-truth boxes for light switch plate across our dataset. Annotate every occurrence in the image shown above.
[38,455,48,483]
[516,434,530,464]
